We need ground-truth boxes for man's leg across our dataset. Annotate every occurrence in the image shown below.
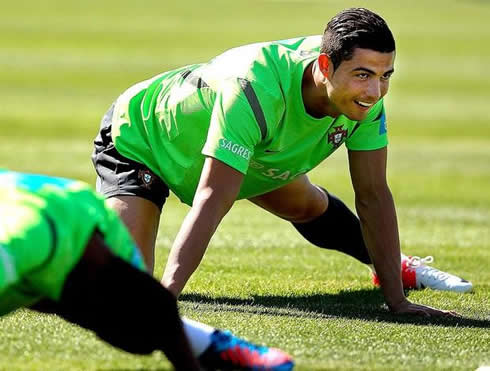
[54,231,294,371]
[106,196,160,272]
[250,175,372,264]
[291,190,372,264]
[92,102,169,272]
[251,175,472,292]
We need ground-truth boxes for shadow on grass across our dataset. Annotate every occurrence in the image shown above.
[180,289,490,328]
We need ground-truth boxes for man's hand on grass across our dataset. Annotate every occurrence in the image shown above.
[389,299,460,317]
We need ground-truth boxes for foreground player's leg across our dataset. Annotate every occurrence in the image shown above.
[57,232,294,371]
[56,231,200,370]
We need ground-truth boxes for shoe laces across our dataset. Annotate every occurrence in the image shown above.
[407,256,452,281]
[406,255,434,268]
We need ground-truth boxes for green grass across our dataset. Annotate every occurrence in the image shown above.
[1,0,489,370]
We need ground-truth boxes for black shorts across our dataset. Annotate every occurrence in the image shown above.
[91,103,170,210]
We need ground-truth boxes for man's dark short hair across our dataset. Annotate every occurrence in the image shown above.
[321,8,396,70]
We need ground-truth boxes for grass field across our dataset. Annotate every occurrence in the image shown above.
[1,0,489,370]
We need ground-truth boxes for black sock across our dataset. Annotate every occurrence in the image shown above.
[292,191,372,264]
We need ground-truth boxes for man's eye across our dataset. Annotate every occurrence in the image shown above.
[381,74,392,81]
[357,73,369,79]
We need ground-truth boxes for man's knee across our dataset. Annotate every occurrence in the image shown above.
[251,178,328,223]
[287,185,328,223]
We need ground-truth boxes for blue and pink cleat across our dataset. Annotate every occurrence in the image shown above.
[199,330,294,371]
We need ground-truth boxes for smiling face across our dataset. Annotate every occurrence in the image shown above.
[320,48,395,121]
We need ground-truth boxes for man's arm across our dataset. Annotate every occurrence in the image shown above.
[162,157,244,297]
[348,147,457,316]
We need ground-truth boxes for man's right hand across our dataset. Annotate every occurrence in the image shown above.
[388,299,460,317]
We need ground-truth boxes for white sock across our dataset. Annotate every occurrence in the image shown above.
[181,317,215,356]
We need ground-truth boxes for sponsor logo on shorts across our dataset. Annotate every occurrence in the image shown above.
[138,169,155,189]
[327,126,348,147]
[219,139,252,160]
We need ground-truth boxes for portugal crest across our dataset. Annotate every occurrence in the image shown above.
[327,126,348,147]
[138,169,155,189]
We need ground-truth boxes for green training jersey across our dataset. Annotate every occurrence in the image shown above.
[0,170,145,314]
[112,36,388,205]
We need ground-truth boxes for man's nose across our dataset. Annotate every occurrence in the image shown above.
[366,80,381,100]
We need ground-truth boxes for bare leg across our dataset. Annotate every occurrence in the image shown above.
[249,175,328,223]
[106,195,161,272]
[250,175,372,264]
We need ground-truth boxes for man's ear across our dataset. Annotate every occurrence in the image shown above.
[318,54,331,78]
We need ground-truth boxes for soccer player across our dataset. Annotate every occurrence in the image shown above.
[92,8,471,317]
[0,169,294,371]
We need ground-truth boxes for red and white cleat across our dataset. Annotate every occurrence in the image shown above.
[373,256,473,293]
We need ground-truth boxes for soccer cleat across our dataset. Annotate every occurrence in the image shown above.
[372,256,473,293]
[199,330,294,371]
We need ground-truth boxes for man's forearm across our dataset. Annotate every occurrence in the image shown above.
[162,196,229,297]
[356,188,406,308]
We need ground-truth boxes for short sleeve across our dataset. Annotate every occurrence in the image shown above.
[202,79,266,174]
[346,100,388,151]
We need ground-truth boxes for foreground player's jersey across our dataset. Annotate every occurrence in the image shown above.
[112,36,388,205]
[0,170,145,309]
